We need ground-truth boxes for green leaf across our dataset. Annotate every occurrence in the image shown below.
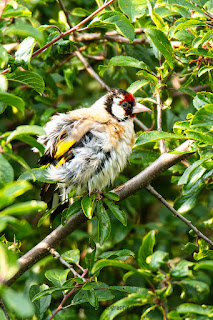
[2,288,34,319]
[5,23,44,45]
[170,260,193,278]
[81,194,95,219]
[7,71,45,95]
[87,289,99,308]
[100,291,149,320]
[73,283,114,305]
[92,259,138,275]
[191,104,213,127]
[103,13,135,41]
[173,19,206,34]
[109,55,150,70]
[99,249,135,260]
[0,181,32,210]
[45,269,70,288]
[187,48,213,59]
[181,279,209,294]
[6,125,45,143]
[198,66,213,77]
[165,0,205,15]
[145,28,175,69]
[29,284,51,319]
[16,135,45,154]
[127,80,149,94]
[1,4,31,18]
[15,37,36,65]
[193,238,209,261]
[174,192,199,214]
[150,250,168,269]
[0,92,25,114]
[194,260,213,271]
[177,303,212,316]
[109,286,144,294]
[104,198,127,226]
[178,157,212,185]
[0,244,19,281]
[18,168,53,183]
[137,70,158,84]
[61,249,80,265]
[96,201,111,246]
[0,45,9,69]
[118,0,146,22]
[103,191,120,202]
[138,230,155,269]
[0,154,14,189]
[186,129,213,145]
[0,309,7,320]
[85,238,96,272]
[134,131,184,147]
[32,286,74,301]
[0,200,47,216]
[65,198,82,221]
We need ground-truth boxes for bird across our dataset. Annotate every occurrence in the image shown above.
[38,88,150,206]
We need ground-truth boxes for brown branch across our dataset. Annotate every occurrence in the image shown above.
[48,265,88,320]
[75,50,110,91]
[146,185,213,247]
[134,118,149,131]
[113,140,194,200]
[48,288,77,320]
[49,248,87,279]
[0,299,11,320]
[2,139,194,287]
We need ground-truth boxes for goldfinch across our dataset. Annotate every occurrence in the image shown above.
[38,88,150,203]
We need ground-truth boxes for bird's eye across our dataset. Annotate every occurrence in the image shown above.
[121,101,130,109]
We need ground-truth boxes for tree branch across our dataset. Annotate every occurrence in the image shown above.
[75,50,110,91]
[3,139,194,287]
[146,185,213,247]
[113,139,194,201]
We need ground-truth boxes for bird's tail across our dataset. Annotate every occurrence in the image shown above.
[41,183,69,221]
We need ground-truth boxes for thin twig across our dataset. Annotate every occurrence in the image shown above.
[48,266,88,320]
[202,7,213,20]
[134,118,149,131]
[156,81,166,154]
[0,299,11,320]
[75,51,110,90]
[57,0,71,25]
[48,288,77,320]
[49,248,87,280]
[146,184,213,248]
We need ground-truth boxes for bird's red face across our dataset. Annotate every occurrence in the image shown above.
[120,92,137,118]
[104,88,150,121]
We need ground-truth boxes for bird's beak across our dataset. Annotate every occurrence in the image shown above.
[132,102,151,114]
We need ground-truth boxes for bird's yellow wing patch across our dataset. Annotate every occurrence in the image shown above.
[55,140,76,158]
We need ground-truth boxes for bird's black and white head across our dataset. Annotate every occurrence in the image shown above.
[101,88,150,121]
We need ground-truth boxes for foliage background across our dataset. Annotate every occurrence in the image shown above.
[0,0,213,319]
